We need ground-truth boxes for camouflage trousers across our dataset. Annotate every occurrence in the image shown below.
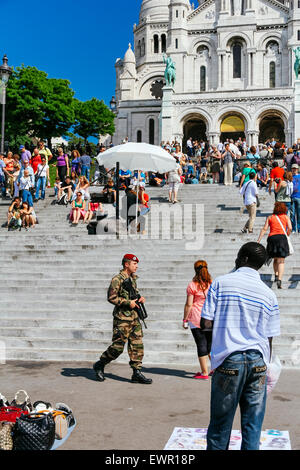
[100,317,144,370]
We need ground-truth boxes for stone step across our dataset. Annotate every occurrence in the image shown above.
[0,334,297,353]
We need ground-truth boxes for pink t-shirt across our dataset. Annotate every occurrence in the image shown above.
[186,281,211,328]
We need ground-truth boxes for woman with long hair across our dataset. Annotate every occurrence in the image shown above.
[257,201,292,289]
[183,260,213,379]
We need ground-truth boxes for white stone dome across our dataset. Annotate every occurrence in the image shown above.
[124,43,136,64]
[139,0,170,22]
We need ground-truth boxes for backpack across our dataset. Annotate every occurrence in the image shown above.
[57,193,68,206]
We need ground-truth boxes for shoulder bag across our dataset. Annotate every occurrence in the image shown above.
[13,412,56,451]
[276,215,294,256]
[0,406,29,423]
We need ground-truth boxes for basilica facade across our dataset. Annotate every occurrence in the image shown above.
[112,0,300,147]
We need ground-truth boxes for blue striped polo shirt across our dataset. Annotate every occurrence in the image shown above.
[201,267,280,370]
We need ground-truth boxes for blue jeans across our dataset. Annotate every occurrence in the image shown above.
[0,174,6,197]
[290,198,300,232]
[81,165,90,180]
[22,189,33,207]
[206,350,267,450]
[35,176,46,200]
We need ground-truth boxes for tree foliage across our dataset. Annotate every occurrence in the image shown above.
[5,65,75,149]
[73,97,115,144]
[4,65,115,152]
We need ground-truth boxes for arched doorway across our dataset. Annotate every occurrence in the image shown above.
[259,113,285,143]
[220,114,246,142]
[183,115,207,146]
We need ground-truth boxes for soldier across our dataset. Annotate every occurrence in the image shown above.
[93,254,152,384]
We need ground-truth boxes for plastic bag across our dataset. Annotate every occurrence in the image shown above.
[267,355,282,394]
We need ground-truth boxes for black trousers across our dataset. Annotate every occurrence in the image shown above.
[191,328,212,357]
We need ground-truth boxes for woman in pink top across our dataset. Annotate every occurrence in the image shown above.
[183,260,213,380]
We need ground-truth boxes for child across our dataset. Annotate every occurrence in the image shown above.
[54,177,61,197]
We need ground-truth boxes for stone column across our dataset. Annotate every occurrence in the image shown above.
[160,86,175,143]
[208,132,221,145]
[217,52,225,89]
[247,130,259,146]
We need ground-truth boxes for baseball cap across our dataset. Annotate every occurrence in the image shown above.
[292,164,299,169]
[122,254,139,263]
[19,145,25,150]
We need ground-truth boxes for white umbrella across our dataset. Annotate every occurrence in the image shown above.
[96,142,178,231]
[96,142,177,173]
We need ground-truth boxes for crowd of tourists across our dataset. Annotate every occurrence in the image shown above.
[0,141,98,230]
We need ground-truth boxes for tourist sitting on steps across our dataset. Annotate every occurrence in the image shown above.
[20,201,37,230]
[70,191,86,225]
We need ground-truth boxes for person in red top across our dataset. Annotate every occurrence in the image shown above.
[183,260,213,379]
[257,202,292,289]
[269,162,285,197]
[30,148,42,174]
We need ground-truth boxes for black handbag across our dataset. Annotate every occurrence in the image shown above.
[13,413,55,451]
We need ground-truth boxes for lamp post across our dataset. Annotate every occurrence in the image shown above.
[109,96,117,113]
[0,55,12,154]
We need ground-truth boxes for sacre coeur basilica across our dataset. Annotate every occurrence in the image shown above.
[112,0,300,148]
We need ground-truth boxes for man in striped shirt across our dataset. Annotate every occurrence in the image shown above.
[201,242,280,450]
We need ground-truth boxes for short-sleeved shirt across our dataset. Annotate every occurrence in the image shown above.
[21,150,32,165]
[36,163,49,178]
[242,167,256,184]
[31,155,42,173]
[292,174,300,199]
[62,181,75,191]
[186,281,211,329]
[80,155,92,167]
[0,160,6,177]
[270,167,285,181]
[201,267,280,370]
[38,148,52,165]
[138,192,149,208]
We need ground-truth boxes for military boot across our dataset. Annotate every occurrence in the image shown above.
[93,360,106,382]
[131,369,153,384]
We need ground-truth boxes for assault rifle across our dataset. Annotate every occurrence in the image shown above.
[122,277,148,329]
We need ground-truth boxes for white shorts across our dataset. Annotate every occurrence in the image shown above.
[168,182,180,191]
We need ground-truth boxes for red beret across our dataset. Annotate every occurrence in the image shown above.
[123,254,139,263]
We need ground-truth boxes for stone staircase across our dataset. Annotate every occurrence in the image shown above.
[0,183,300,368]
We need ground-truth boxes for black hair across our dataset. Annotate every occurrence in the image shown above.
[249,171,256,180]
[236,242,267,271]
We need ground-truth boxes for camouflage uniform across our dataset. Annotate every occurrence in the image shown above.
[100,270,144,370]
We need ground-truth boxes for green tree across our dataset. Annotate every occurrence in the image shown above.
[73,97,115,145]
[5,65,75,150]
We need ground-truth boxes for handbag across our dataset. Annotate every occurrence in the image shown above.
[11,390,32,412]
[0,406,29,423]
[276,215,294,255]
[0,422,14,451]
[13,412,56,451]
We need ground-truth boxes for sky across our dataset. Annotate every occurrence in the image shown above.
[1,0,140,107]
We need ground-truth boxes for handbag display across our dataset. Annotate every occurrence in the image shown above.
[0,407,29,423]
[0,422,14,451]
[13,413,56,451]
